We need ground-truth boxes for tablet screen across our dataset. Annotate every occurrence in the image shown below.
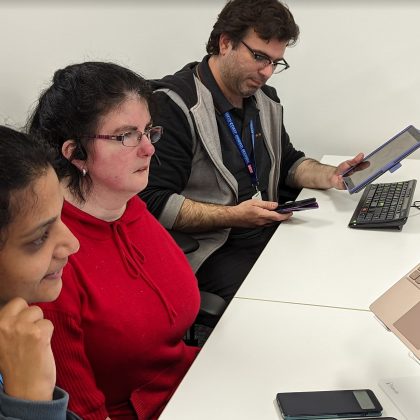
[343,126,420,193]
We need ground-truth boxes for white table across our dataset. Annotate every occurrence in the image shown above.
[160,156,420,419]
[236,156,420,310]
[160,299,417,419]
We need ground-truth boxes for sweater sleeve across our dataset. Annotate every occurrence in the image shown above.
[0,386,80,420]
[140,90,194,218]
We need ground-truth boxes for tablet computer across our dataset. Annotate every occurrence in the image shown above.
[343,125,420,194]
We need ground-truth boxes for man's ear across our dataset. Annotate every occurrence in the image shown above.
[62,140,86,171]
[219,33,233,56]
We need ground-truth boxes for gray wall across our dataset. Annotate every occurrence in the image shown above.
[1,0,419,159]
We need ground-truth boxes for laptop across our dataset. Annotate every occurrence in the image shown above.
[370,262,420,361]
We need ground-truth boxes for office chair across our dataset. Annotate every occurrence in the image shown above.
[167,229,227,345]
[167,229,199,254]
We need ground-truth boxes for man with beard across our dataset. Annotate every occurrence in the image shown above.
[141,0,362,310]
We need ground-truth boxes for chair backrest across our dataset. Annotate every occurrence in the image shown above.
[167,229,199,254]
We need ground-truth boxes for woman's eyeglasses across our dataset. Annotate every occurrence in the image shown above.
[85,126,163,147]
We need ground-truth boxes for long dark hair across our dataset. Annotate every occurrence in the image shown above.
[28,61,152,202]
[207,0,299,55]
[0,125,55,247]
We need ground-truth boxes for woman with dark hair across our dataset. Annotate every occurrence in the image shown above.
[28,62,200,420]
[0,125,80,419]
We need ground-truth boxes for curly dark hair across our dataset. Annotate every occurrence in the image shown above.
[28,62,152,203]
[0,125,55,248]
[207,0,299,55]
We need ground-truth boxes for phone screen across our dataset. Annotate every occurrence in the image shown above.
[276,389,382,419]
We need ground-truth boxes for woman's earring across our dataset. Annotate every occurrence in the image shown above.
[82,168,87,177]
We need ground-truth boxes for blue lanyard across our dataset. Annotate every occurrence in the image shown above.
[223,111,259,189]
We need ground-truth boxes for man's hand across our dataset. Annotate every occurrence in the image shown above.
[294,154,364,190]
[330,153,364,190]
[226,199,292,228]
[175,198,292,231]
[0,298,55,401]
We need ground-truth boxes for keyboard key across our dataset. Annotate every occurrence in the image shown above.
[410,271,420,280]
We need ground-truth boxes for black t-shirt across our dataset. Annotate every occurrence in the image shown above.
[197,58,271,204]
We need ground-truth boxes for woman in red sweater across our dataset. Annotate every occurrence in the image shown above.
[28,62,201,420]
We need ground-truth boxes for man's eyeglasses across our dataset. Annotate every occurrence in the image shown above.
[85,126,163,147]
[241,41,289,74]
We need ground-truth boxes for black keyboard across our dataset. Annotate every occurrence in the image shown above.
[348,179,417,230]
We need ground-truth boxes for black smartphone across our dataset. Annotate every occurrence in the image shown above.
[276,389,382,419]
[275,197,318,214]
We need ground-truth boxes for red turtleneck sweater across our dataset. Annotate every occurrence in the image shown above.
[39,197,200,420]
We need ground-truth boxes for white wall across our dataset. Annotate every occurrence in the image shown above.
[1,0,420,160]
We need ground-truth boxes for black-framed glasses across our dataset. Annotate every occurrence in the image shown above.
[241,41,290,74]
[85,126,163,147]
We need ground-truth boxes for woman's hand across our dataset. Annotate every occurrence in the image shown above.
[0,297,56,401]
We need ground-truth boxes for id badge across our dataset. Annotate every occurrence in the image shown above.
[252,189,262,200]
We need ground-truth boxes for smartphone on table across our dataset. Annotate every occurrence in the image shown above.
[275,197,319,214]
[276,389,382,419]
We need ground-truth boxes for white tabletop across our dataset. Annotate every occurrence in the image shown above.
[160,299,416,420]
[236,156,420,310]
